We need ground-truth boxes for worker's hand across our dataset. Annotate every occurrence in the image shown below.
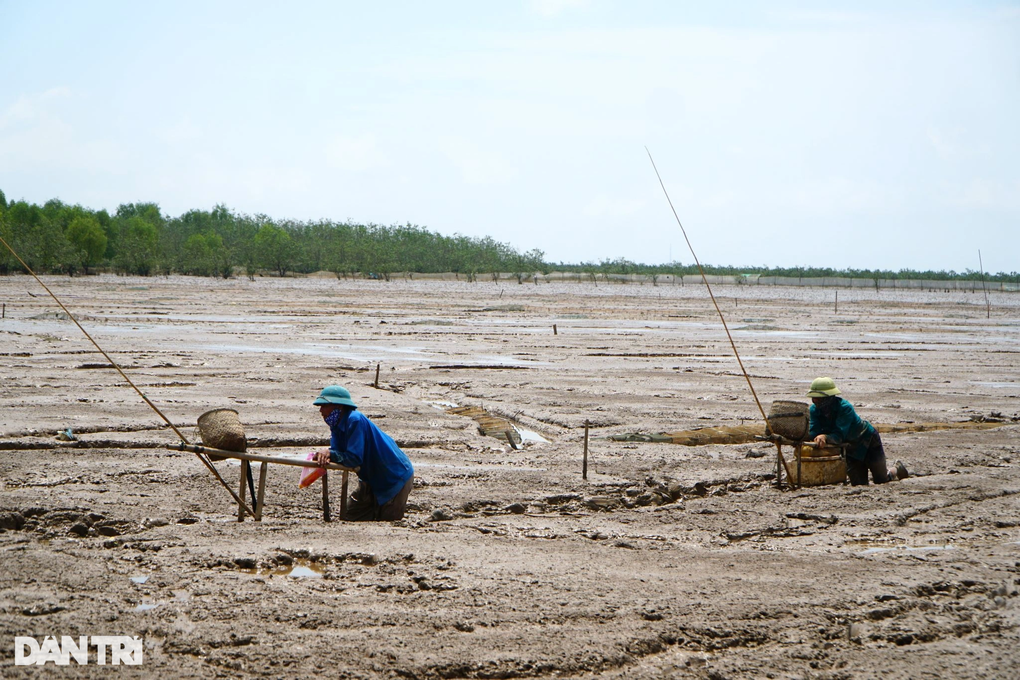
[314,448,331,468]
[813,434,828,447]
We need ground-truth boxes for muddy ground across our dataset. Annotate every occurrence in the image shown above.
[1,274,1018,679]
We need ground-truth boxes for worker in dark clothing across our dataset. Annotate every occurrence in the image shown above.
[313,385,414,521]
[807,377,908,486]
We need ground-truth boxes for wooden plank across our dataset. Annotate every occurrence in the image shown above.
[167,443,358,473]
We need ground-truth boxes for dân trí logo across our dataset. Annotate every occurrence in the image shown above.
[14,636,143,665]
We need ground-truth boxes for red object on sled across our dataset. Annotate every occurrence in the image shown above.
[299,452,326,488]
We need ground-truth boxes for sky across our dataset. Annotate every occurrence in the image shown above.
[1,0,1018,272]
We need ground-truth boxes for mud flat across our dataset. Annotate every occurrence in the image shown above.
[1,274,1018,678]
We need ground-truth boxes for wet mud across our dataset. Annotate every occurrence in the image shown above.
[1,274,1018,678]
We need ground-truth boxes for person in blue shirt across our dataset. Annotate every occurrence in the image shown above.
[807,377,907,486]
[312,385,414,521]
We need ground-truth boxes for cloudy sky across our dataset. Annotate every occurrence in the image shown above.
[1,1,1018,272]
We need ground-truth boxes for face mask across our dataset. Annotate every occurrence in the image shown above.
[324,408,343,428]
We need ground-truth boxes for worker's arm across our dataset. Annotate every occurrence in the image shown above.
[826,401,865,447]
[327,417,366,469]
[808,405,830,444]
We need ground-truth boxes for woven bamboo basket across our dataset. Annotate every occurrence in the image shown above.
[793,445,847,486]
[767,400,810,440]
[197,409,247,459]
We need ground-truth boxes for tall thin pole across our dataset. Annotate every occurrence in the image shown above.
[0,234,255,517]
[978,250,990,319]
[645,148,770,429]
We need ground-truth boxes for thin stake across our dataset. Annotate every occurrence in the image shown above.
[835,291,838,315]
[553,323,557,335]
[645,149,770,429]
[340,470,349,520]
[0,234,256,517]
[582,420,589,480]
[374,363,380,388]
[322,470,331,522]
[978,250,990,319]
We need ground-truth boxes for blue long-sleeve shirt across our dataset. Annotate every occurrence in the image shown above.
[328,409,414,505]
[808,397,875,461]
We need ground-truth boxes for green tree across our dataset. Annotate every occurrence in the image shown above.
[115,217,159,275]
[65,214,108,274]
[183,231,225,276]
[254,223,295,276]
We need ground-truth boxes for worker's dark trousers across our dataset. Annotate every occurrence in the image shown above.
[846,432,891,485]
[346,477,413,521]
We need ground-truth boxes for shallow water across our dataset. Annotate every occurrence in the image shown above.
[240,559,325,578]
[858,545,956,556]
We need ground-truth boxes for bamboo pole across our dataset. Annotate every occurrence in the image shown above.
[255,462,268,521]
[645,150,770,430]
[0,234,256,518]
[776,445,797,489]
[238,460,249,522]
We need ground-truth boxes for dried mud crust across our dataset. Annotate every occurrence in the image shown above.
[1,274,1019,678]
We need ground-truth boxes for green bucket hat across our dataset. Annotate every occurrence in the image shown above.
[806,377,841,398]
[313,385,357,408]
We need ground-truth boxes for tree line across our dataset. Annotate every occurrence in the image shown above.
[0,190,1016,283]
[0,191,543,281]
[556,258,1019,283]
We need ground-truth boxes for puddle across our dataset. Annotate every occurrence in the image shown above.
[516,426,550,444]
[858,545,956,556]
[414,462,547,471]
[134,603,159,612]
[191,343,430,363]
[288,566,323,578]
[970,382,1018,389]
[427,400,460,410]
[444,404,549,447]
[129,575,149,584]
[240,558,325,578]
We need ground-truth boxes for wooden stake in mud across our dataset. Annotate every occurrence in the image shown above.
[255,462,268,521]
[505,429,520,451]
[553,324,558,335]
[582,420,590,480]
[374,363,380,388]
[340,470,349,520]
[835,291,838,315]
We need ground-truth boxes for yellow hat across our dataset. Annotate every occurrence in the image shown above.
[806,377,841,397]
